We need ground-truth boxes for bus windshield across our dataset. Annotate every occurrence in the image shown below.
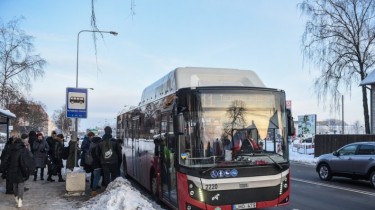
[179,89,288,168]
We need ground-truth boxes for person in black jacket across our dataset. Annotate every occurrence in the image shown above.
[0,137,14,194]
[4,138,30,208]
[46,134,65,182]
[97,126,122,188]
[32,133,49,181]
[28,131,37,154]
[90,136,103,196]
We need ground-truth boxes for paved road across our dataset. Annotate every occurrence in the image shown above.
[265,162,375,210]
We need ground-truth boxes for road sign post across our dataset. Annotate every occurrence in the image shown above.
[66,87,88,169]
[66,87,88,118]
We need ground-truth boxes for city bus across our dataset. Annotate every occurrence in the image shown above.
[116,67,294,210]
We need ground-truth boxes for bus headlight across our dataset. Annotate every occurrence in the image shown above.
[188,180,205,202]
[279,175,289,195]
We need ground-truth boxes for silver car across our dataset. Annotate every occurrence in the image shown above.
[316,142,375,188]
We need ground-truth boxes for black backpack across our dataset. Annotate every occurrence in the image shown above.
[19,149,36,178]
[101,139,113,162]
[85,142,96,166]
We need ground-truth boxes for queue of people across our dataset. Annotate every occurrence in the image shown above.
[0,126,122,207]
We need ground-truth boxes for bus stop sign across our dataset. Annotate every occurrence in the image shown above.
[66,87,88,118]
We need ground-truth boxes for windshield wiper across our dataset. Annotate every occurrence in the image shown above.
[256,153,283,170]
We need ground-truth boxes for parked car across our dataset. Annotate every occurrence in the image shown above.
[315,142,375,188]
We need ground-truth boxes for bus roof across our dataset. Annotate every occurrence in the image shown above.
[139,67,265,106]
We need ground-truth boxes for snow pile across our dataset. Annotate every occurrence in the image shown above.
[79,177,156,210]
[289,145,318,165]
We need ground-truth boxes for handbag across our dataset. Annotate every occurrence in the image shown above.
[62,146,69,160]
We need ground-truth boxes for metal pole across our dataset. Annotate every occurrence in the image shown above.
[73,31,81,168]
[74,30,118,168]
[341,95,345,134]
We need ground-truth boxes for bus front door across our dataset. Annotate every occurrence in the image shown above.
[160,114,178,206]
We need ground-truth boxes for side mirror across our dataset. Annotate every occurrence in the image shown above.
[286,109,295,136]
[173,113,185,135]
[333,151,339,156]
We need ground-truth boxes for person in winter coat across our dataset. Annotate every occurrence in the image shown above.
[90,136,103,196]
[47,134,65,182]
[4,138,31,208]
[80,131,95,172]
[28,131,37,153]
[32,133,49,181]
[97,126,122,188]
[45,131,57,150]
[66,137,80,171]
[0,137,15,194]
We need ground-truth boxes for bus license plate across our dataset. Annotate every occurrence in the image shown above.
[233,202,256,209]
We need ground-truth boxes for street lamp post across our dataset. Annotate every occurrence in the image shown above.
[74,30,118,167]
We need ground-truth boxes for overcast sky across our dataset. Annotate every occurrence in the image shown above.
[0,0,368,131]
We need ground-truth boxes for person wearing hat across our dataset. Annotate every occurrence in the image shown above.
[97,126,122,187]
[32,133,49,181]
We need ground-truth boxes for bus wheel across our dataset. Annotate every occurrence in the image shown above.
[151,172,160,202]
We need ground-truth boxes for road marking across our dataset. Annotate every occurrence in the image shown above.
[292,177,375,197]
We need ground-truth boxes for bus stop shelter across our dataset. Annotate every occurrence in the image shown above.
[0,108,16,142]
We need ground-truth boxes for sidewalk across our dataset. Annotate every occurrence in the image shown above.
[0,170,92,210]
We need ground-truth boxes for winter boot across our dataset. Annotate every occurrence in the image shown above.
[17,198,22,208]
[33,170,37,181]
[47,175,55,182]
[91,191,97,196]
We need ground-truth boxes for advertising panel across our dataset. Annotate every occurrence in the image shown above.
[298,114,316,137]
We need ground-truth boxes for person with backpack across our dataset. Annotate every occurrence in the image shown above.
[81,131,95,173]
[97,126,122,187]
[4,138,34,208]
[88,136,103,196]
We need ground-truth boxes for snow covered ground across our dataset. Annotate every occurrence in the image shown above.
[78,178,163,210]
[77,144,318,210]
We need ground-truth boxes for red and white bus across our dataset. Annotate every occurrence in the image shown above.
[116,67,294,210]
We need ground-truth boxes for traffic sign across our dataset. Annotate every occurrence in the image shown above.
[66,87,88,118]
[286,100,292,109]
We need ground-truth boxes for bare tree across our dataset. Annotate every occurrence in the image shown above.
[299,0,375,134]
[0,17,46,108]
[223,100,247,139]
[52,105,72,136]
[89,0,135,67]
